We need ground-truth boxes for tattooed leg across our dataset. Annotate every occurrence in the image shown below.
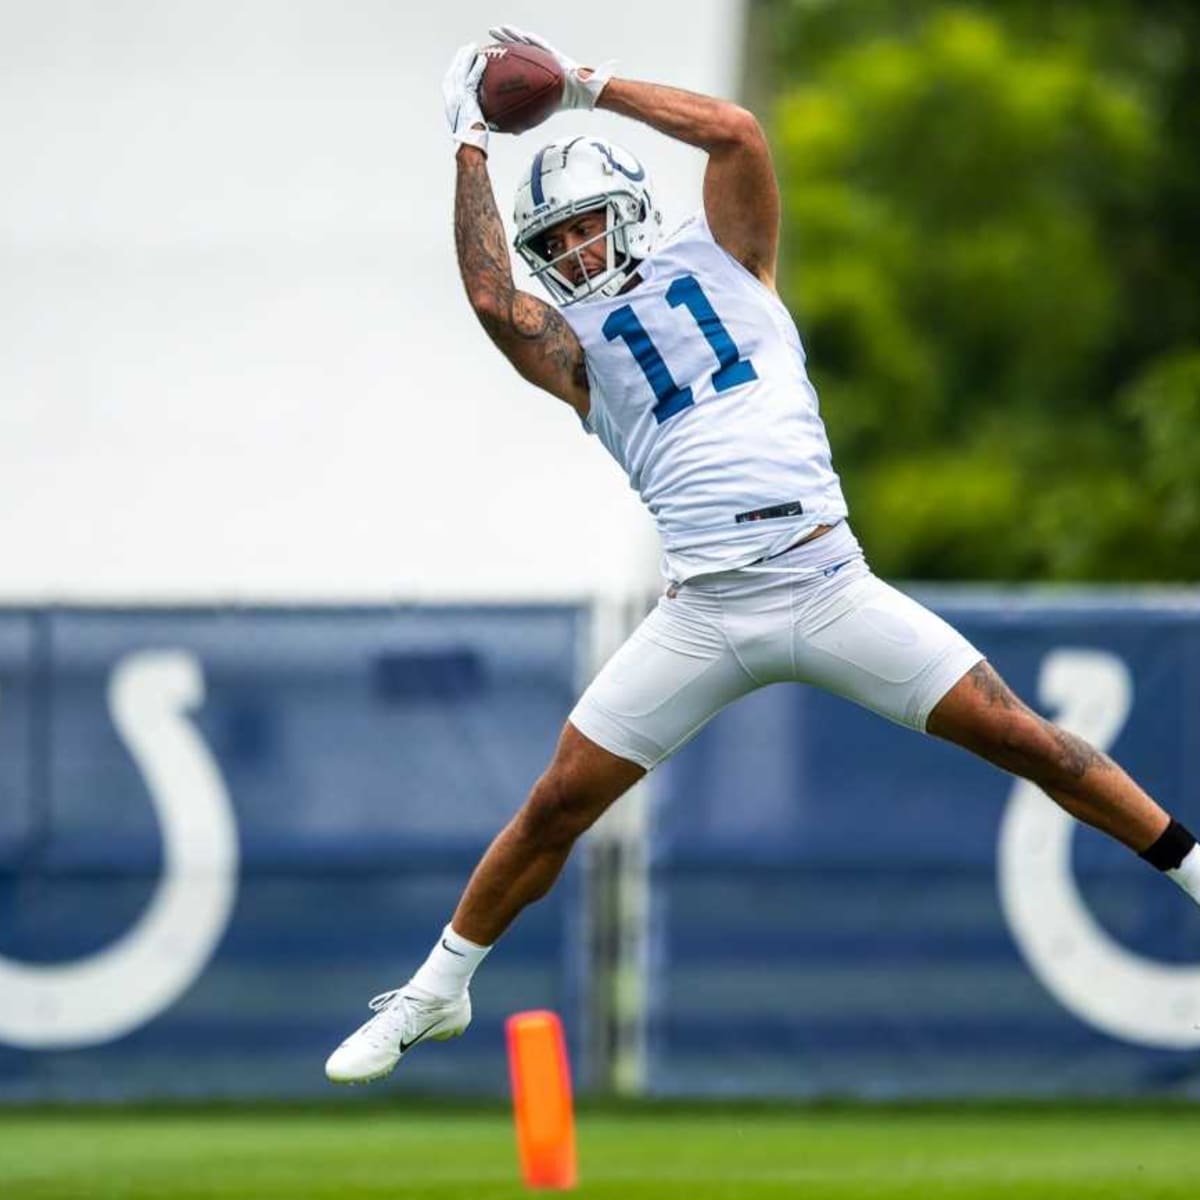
[926,661,1169,851]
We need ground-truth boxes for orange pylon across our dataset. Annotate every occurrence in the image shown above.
[506,1010,577,1190]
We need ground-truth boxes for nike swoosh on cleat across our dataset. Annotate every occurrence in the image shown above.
[441,938,466,957]
[398,1020,443,1055]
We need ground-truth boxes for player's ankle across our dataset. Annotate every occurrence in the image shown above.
[407,923,492,999]
[403,982,460,1005]
[1140,819,1200,902]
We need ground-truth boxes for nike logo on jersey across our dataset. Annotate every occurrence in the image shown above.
[441,938,465,957]
[735,500,804,524]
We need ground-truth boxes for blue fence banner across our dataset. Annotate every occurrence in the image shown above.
[646,591,1200,1098]
[4,594,1200,1102]
[0,606,586,1102]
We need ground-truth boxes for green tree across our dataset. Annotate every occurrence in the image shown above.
[756,2,1200,579]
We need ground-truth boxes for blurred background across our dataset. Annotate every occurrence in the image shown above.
[1,0,1199,1110]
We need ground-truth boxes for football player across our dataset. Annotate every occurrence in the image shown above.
[325,27,1200,1083]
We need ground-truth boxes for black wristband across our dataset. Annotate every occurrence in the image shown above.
[1139,818,1197,872]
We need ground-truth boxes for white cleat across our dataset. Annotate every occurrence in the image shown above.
[324,987,471,1084]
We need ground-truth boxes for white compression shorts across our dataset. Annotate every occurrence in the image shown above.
[569,522,984,771]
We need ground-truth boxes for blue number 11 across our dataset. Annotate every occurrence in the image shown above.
[601,275,758,425]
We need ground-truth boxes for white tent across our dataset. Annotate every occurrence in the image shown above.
[0,0,747,602]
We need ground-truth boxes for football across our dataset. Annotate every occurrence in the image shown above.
[478,43,564,135]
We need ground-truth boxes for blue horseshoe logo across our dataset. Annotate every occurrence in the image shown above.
[591,142,645,183]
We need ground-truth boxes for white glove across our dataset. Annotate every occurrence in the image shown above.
[442,43,489,152]
[487,24,614,111]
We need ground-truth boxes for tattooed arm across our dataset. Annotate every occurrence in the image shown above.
[454,145,589,417]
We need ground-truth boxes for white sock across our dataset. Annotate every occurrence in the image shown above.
[1167,845,1200,904]
[408,923,491,1001]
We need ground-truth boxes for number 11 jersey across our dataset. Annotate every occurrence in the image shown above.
[560,208,848,582]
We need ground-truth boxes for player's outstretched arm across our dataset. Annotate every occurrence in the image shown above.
[485,27,779,289]
[442,45,588,417]
[454,145,589,416]
[599,79,780,288]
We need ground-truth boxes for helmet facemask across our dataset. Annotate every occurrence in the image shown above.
[516,192,646,306]
[513,138,661,307]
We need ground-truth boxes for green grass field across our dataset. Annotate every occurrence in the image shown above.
[4,1103,1197,1199]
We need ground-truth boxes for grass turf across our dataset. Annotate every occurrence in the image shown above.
[2,1103,1197,1199]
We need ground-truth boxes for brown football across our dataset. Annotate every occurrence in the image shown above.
[478,43,564,135]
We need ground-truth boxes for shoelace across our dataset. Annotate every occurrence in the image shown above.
[368,989,401,1013]
[356,989,413,1049]
[360,989,447,1046]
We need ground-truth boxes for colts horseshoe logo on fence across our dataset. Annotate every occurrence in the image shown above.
[998,648,1200,1048]
[0,650,239,1049]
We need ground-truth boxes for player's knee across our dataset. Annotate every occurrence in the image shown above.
[519,769,597,850]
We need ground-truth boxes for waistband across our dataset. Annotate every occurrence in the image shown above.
[668,520,864,594]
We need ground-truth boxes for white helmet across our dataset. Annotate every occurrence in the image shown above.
[513,137,662,305]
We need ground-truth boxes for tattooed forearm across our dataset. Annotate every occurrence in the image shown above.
[454,148,518,319]
[453,147,588,401]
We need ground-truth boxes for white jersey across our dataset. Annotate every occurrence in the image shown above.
[560,208,848,581]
